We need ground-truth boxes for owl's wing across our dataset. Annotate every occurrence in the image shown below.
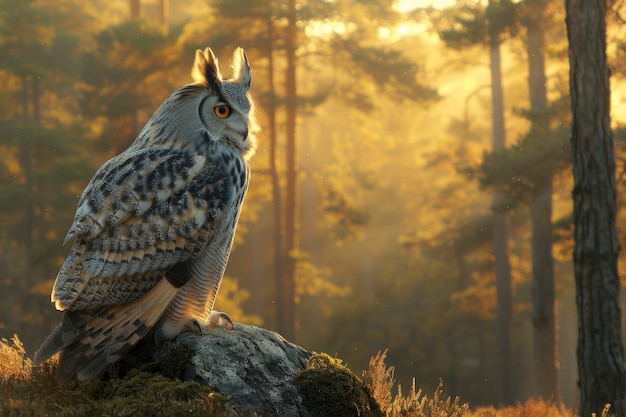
[52,146,238,312]
[65,147,206,244]
[35,147,243,382]
[35,275,178,384]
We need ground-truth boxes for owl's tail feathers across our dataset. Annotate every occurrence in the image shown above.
[33,278,179,385]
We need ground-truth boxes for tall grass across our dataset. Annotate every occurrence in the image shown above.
[363,350,574,417]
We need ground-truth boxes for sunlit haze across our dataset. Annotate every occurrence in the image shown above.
[1,0,621,413]
[396,0,460,12]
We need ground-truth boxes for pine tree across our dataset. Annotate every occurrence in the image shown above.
[566,0,626,415]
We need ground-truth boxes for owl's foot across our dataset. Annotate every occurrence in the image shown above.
[208,311,234,329]
[190,311,234,336]
[154,312,234,344]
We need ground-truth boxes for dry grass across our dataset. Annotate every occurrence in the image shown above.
[1,335,579,417]
[363,350,576,417]
[363,350,469,417]
[0,334,33,380]
[363,350,395,413]
[474,399,575,417]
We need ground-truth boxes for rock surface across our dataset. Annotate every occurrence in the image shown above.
[153,324,313,416]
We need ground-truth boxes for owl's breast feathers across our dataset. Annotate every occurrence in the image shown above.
[34,144,249,383]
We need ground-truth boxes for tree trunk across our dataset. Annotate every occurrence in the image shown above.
[31,74,40,122]
[158,0,169,35]
[266,13,285,334]
[489,13,514,405]
[530,181,558,399]
[19,75,33,252]
[566,0,626,415]
[282,0,297,341]
[129,0,140,20]
[525,10,559,401]
[125,0,140,153]
[18,74,38,354]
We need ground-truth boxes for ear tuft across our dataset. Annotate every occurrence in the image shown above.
[191,47,222,89]
[231,47,251,89]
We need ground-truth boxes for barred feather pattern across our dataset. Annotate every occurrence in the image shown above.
[34,47,257,384]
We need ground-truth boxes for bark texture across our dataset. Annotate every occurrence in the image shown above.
[566,0,626,415]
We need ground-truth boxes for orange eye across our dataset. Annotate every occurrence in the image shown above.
[214,105,231,119]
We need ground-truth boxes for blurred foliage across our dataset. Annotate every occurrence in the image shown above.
[213,277,263,326]
[478,76,572,212]
[80,20,182,154]
[293,250,351,301]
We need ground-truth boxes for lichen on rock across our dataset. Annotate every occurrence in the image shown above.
[153,323,313,415]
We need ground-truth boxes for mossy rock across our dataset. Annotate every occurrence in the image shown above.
[296,353,384,417]
[1,365,238,417]
[3,333,386,416]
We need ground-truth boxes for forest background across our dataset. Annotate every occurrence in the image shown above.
[2,0,625,409]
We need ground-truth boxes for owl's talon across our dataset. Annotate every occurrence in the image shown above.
[154,328,167,346]
[183,313,232,337]
[209,311,234,330]
[191,318,204,336]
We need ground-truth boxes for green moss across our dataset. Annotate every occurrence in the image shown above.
[296,353,384,417]
[1,364,235,417]
[0,335,245,417]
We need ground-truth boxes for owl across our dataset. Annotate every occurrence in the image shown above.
[33,47,257,384]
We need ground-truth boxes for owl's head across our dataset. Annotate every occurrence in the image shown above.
[135,47,257,159]
[189,47,258,159]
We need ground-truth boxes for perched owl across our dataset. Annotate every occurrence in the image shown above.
[33,47,257,384]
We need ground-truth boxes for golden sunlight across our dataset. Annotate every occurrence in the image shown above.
[396,0,460,12]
